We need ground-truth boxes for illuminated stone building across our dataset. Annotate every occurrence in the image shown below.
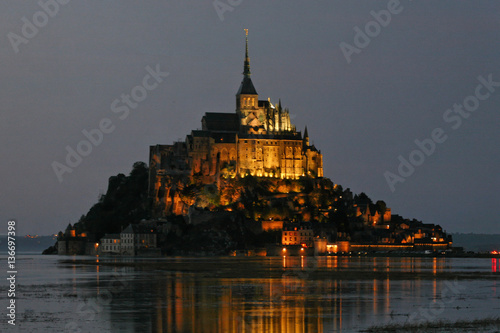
[149,32,323,214]
[282,222,314,247]
[354,204,392,225]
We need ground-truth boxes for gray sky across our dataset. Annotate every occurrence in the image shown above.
[1,1,499,235]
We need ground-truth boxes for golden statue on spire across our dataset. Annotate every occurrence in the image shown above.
[244,29,248,37]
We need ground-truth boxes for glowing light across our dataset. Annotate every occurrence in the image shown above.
[492,250,499,255]
[326,244,338,253]
[282,248,286,252]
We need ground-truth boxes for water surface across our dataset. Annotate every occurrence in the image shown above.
[1,255,499,332]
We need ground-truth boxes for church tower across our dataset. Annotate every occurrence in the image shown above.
[236,29,258,117]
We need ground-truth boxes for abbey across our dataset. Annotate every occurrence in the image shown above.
[149,32,323,214]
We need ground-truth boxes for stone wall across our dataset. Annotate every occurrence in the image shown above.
[58,240,86,255]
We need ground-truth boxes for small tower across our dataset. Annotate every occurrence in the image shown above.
[236,29,258,114]
[303,126,310,146]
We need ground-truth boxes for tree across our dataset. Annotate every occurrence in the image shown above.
[354,192,373,205]
[375,200,387,214]
[72,161,151,239]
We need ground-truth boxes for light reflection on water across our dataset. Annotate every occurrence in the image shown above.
[4,255,499,332]
[98,256,499,332]
[493,258,498,273]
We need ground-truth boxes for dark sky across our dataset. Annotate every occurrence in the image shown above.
[1,1,499,235]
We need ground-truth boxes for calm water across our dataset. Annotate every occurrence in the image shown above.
[0,255,499,332]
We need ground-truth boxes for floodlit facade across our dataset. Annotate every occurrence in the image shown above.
[149,33,323,214]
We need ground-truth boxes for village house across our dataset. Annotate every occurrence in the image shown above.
[282,222,314,247]
[100,234,121,254]
[95,223,159,256]
[120,224,158,256]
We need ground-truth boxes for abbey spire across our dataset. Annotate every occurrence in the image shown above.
[236,29,258,104]
[243,28,251,78]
